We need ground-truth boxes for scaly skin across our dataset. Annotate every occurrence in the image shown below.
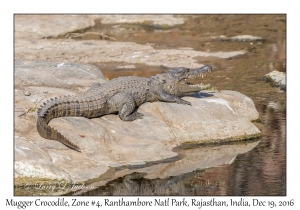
[37,65,212,151]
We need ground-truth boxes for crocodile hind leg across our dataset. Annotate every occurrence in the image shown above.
[107,93,143,121]
[119,101,143,121]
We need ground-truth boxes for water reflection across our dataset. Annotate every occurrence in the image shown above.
[269,30,286,72]
[73,140,260,196]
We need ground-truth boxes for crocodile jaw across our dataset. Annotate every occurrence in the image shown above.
[178,82,211,94]
[177,66,212,94]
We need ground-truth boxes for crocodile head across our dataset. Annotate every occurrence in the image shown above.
[165,65,212,95]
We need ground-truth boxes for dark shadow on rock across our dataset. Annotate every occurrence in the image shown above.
[183,91,215,99]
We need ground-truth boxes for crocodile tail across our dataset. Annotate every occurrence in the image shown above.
[37,117,81,152]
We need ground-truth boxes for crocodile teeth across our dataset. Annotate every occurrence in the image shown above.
[191,83,204,87]
[189,83,210,87]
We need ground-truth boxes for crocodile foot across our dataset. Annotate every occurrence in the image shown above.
[120,112,144,121]
[177,99,192,106]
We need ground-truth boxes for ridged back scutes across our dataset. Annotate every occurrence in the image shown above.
[36,91,108,151]
[38,96,71,122]
[36,76,152,151]
[107,76,150,91]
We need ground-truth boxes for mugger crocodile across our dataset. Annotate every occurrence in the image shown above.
[37,65,212,151]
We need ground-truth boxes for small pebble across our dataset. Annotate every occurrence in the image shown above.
[24,91,31,96]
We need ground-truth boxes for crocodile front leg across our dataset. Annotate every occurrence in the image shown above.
[156,91,192,105]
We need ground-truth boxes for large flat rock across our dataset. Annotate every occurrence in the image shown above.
[15,60,106,89]
[15,39,245,69]
[15,15,101,40]
[14,60,261,194]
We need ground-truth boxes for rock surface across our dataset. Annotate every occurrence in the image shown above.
[220,35,264,42]
[15,15,101,40]
[14,60,261,194]
[263,70,286,91]
[15,60,106,89]
[98,15,185,26]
